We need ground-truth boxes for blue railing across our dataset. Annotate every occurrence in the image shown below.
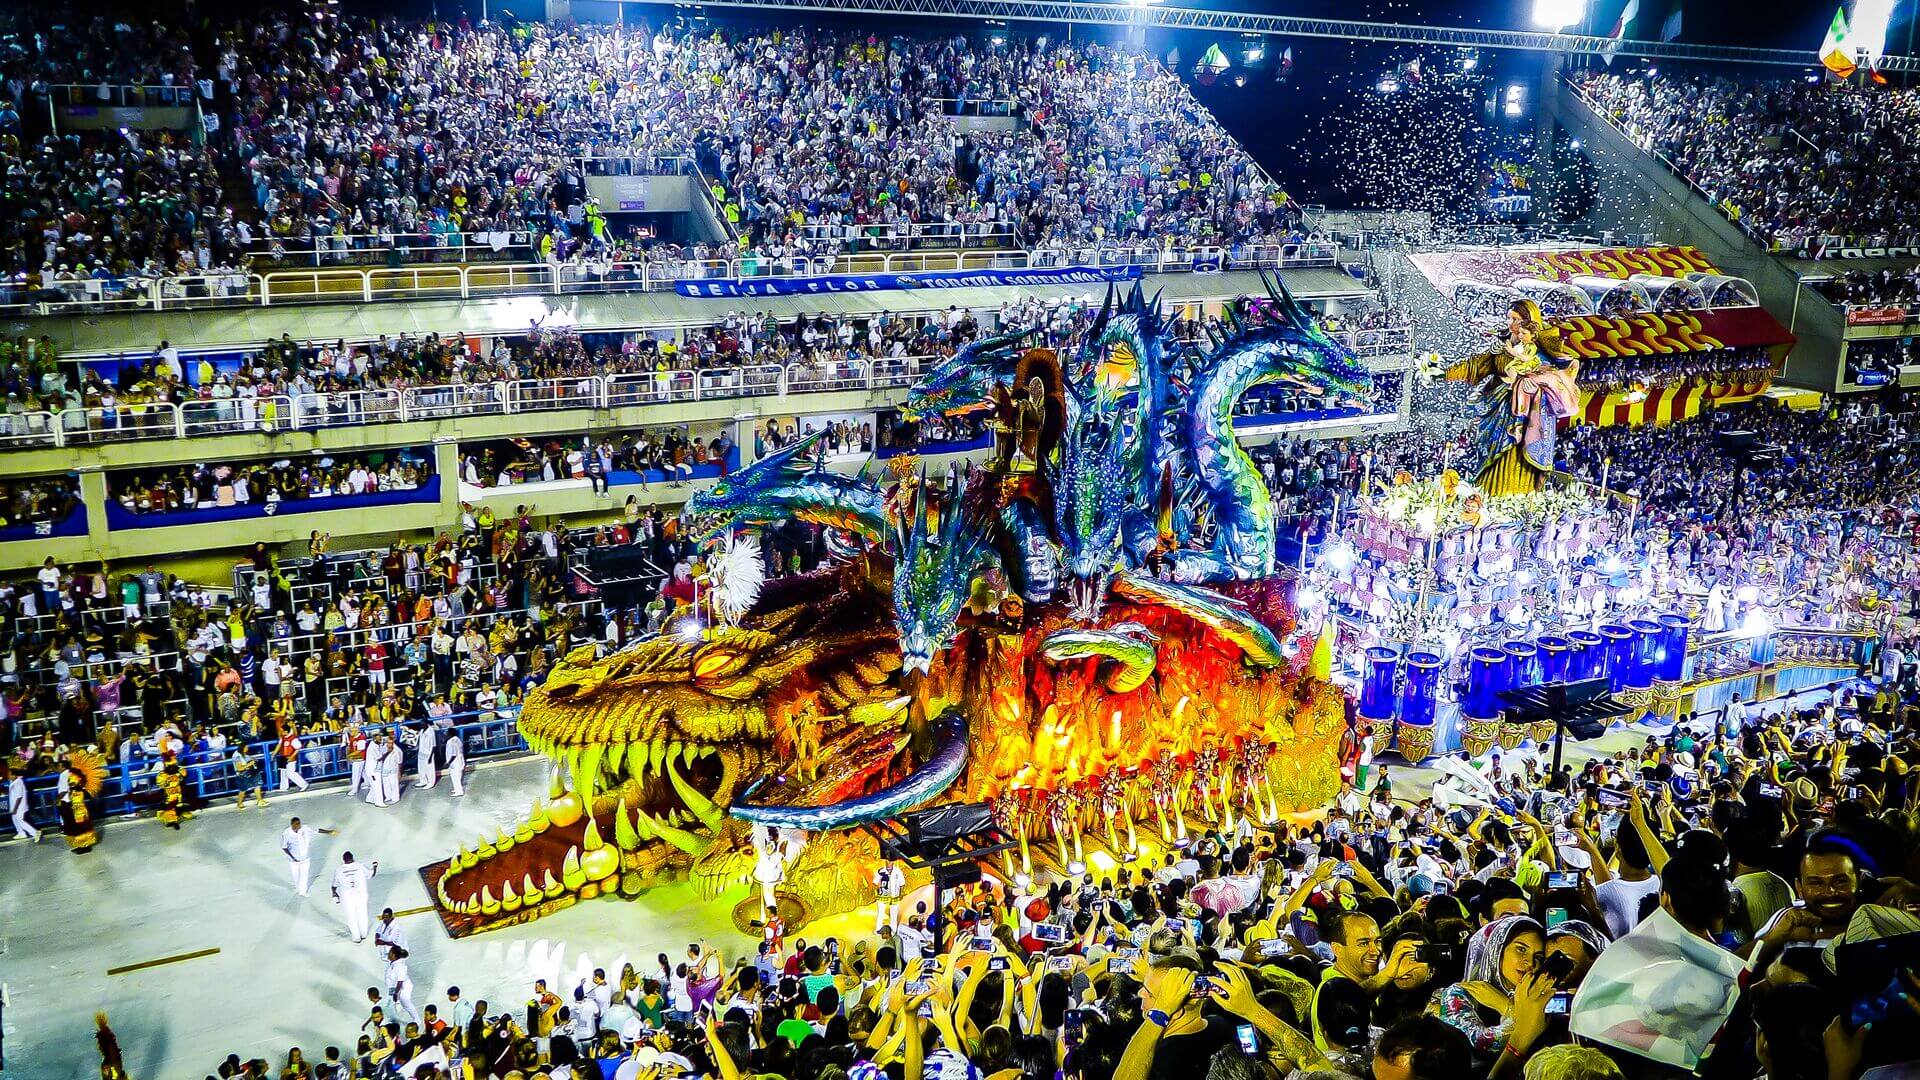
[2,711,530,838]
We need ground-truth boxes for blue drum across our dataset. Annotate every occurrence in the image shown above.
[1402,650,1446,729]
[1598,624,1635,689]
[1655,614,1690,682]
[1358,646,1400,722]
[1537,634,1573,684]
[1503,640,1541,689]
[1569,629,1606,681]
[1463,646,1511,719]
[1626,618,1662,690]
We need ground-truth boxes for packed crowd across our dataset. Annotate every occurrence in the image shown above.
[1573,347,1776,394]
[172,662,1920,1080]
[1555,394,1919,520]
[458,429,733,491]
[1816,266,1920,308]
[0,510,609,821]
[1575,73,1920,254]
[109,452,434,515]
[0,474,79,528]
[2,15,1298,289]
[1844,338,1918,386]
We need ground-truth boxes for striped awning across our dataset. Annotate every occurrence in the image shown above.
[1579,378,1773,426]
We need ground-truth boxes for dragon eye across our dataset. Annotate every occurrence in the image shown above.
[691,646,747,680]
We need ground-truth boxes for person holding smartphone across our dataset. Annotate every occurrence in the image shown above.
[1118,949,1325,1080]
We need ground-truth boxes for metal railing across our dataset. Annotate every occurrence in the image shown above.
[47,82,198,108]
[0,338,1434,453]
[0,712,530,839]
[4,242,1342,317]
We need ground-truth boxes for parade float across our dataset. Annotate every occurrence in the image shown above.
[1295,244,1859,766]
[421,279,1371,937]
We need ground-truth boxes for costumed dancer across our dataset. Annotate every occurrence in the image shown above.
[1191,745,1222,824]
[1148,749,1183,842]
[58,752,105,855]
[751,823,785,911]
[873,859,905,932]
[1457,299,1581,497]
[96,1012,127,1080]
[156,759,189,830]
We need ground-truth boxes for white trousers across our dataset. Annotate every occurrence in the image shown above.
[341,893,371,941]
[280,762,309,791]
[389,978,420,1024]
[10,807,40,841]
[365,763,390,807]
[417,756,438,789]
[290,858,311,895]
[348,759,368,796]
[447,755,465,796]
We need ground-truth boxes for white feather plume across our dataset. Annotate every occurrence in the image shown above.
[712,535,765,625]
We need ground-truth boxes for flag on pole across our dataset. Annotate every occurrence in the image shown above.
[1570,908,1750,1071]
[1660,0,1683,41]
[1820,6,1857,77]
[1604,0,1641,64]
[1193,42,1230,85]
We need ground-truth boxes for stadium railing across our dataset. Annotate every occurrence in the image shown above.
[2,359,955,450]
[2,242,1341,316]
[0,710,532,837]
[5,336,1424,453]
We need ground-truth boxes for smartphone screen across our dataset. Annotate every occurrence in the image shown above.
[988,956,1010,972]
[1236,1023,1259,1054]
[1064,1009,1084,1047]
[1545,992,1573,1016]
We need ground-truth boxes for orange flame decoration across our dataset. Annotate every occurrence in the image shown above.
[1554,312,1727,359]
[1518,245,1718,282]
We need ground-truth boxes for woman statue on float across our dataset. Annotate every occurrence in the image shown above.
[1465,299,1582,496]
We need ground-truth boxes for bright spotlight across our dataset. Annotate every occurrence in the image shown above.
[1378,76,1402,94]
[991,34,1005,45]
[1531,0,1587,30]
[1736,585,1760,604]
[1569,138,1582,149]
[1462,55,1479,71]
[1741,609,1772,638]
[1514,569,1533,586]
[1324,542,1355,572]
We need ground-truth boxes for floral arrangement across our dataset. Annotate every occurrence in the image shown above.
[1366,471,1593,537]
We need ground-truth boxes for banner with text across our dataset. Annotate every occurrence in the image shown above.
[676,264,1142,299]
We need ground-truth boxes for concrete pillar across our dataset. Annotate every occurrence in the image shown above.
[78,467,110,556]
[433,439,462,525]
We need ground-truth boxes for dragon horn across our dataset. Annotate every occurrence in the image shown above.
[1091,285,1115,338]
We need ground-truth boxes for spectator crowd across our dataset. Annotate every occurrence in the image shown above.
[1575,72,1920,256]
[2,13,1304,302]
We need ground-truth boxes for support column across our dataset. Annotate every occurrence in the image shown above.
[78,467,110,556]
[433,438,462,527]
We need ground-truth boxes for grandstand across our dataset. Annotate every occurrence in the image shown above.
[5,5,1919,1080]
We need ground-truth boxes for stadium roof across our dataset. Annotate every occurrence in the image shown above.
[24,268,1369,355]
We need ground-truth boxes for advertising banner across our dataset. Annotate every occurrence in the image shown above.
[676,264,1142,298]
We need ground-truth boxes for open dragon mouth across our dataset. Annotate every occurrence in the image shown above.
[426,732,755,936]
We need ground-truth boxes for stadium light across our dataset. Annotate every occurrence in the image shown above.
[1531,0,1587,31]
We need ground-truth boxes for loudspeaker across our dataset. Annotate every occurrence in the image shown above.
[940,862,984,888]
[905,803,995,845]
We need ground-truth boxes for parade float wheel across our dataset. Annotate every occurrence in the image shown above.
[732,890,809,936]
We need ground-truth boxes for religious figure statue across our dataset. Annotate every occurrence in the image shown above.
[1458,299,1582,496]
